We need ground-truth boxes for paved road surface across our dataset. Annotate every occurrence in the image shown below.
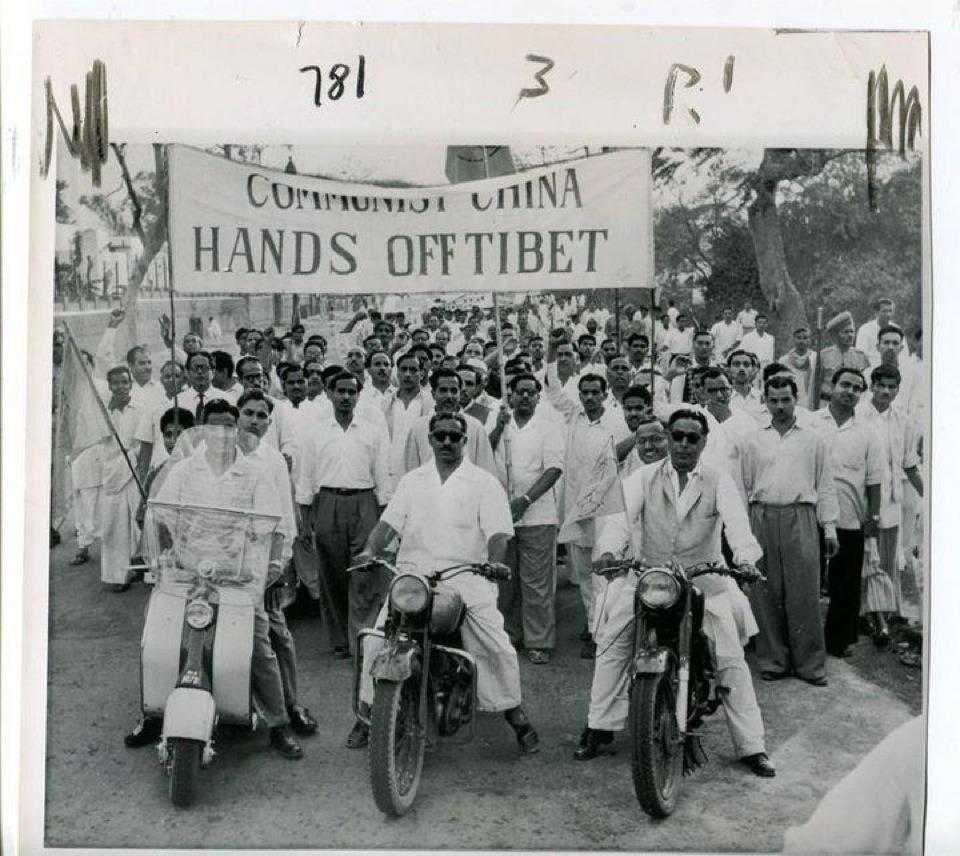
[43,533,918,852]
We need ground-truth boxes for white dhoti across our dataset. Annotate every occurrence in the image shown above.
[73,486,102,549]
[99,479,141,584]
[587,571,765,757]
[361,574,522,713]
[568,542,602,633]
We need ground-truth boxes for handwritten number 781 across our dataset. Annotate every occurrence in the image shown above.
[300,56,366,106]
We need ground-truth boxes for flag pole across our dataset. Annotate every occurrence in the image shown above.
[62,321,147,502]
[812,305,824,410]
[164,145,180,426]
[649,287,657,399]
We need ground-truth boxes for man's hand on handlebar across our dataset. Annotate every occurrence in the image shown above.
[481,562,511,582]
[592,553,622,578]
[736,562,765,585]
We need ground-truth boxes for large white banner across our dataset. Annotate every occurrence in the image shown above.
[168,145,653,295]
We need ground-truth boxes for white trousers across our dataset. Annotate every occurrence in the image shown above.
[99,481,141,584]
[568,543,602,634]
[360,574,522,713]
[586,573,766,758]
[73,485,102,549]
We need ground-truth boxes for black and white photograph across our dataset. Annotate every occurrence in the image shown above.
[6,15,954,856]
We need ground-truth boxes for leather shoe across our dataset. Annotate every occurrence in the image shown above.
[124,716,162,748]
[799,675,829,687]
[288,705,318,735]
[346,720,369,749]
[579,626,592,642]
[741,752,776,777]
[269,726,303,759]
[760,670,790,682]
[514,723,540,754]
[574,726,614,760]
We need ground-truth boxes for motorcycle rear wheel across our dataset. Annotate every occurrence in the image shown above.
[369,677,425,817]
[630,670,682,818]
[168,737,201,808]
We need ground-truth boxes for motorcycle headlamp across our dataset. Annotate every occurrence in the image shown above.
[389,574,430,615]
[185,598,215,630]
[637,569,681,609]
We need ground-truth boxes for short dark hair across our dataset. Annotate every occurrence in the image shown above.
[762,362,792,383]
[755,312,768,322]
[106,365,132,384]
[236,356,262,378]
[186,351,212,371]
[201,398,239,423]
[726,348,752,367]
[428,412,467,435]
[577,334,597,347]
[578,373,608,393]
[627,332,649,346]
[279,362,304,382]
[211,350,234,376]
[329,370,362,391]
[831,367,866,389]
[667,408,709,436]
[764,374,798,398]
[457,364,484,387]
[366,350,393,368]
[126,345,147,366]
[700,367,730,385]
[429,367,462,391]
[870,365,902,386]
[160,407,195,432]
[507,372,543,393]
[621,385,652,405]
[396,350,421,369]
[236,388,274,413]
[693,331,714,343]
[877,325,904,342]
[234,327,248,343]
[321,364,344,384]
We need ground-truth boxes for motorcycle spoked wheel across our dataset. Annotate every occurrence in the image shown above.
[168,737,202,808]
[630,668,683,818]
[369,677,425,817]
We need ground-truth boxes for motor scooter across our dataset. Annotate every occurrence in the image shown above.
[139,499,280,807]
[598,559,763,818]
[351,559,510,817]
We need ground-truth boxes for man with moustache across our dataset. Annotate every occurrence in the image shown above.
[581,411,774,778]
[669,331,718,404]
[780,327,818,409]
[817,311,870,407]
[490,373,564,664]
[727,350,766,422]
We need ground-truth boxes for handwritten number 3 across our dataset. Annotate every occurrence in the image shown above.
[520,54,554,99]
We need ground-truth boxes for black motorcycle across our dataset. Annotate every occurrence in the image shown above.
[350,559,511,817]
[597,559,763,818]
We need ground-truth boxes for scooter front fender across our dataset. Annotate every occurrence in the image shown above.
[632,647,674,676]
[370,644,421,683]
[162,687,216,743]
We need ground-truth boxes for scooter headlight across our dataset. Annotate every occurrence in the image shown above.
[185,599,214,629]
[637,569,681,609]
[389,574,430,615]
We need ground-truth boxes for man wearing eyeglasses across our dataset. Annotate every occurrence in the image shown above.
[178,352,230,424]
[581,410,774,778]
[348,412,541,754]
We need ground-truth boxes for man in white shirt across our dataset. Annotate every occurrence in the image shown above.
[211,351,242,404]
[855,298,898,367]
[296,371,392,660]
[558,374,631,657]
[738,312,775,370]
[381,351,434,489]
[779,326,818,410]
[710,307,743,362]
[542,334,583,422]
[489,373,564,664]
[665,312,695,357]
[581,408,775,778]
[359,350,394,411]
[737,299,758,335]
[727,350,766,422]
[178,352,230,422]
[350,412,540,754]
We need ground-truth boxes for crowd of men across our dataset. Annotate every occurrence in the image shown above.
[50,291,925,771]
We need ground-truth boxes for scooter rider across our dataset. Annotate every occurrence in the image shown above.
[346,412,541,754]
[577,409,776,778]
[124,399,305,759]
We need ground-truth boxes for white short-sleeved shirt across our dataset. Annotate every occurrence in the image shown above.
[494,413,565,527]
[382,459,514,575]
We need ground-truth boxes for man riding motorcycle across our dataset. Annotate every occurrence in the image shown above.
[577,410,776,778]
[346,412,540,754]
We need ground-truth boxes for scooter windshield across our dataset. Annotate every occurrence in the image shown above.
[142,498,280,596]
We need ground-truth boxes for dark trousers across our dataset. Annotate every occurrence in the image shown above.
[312,489,383,654]
[266,599,298,708]
[824,527,865,654]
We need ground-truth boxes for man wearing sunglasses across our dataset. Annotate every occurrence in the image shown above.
[583,409,774,778]
[349,412,540,753]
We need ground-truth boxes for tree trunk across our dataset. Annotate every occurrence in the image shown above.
[746,178,808,346]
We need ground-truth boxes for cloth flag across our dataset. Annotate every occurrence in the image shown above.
[558,437,626,542]
[51,327,112,528]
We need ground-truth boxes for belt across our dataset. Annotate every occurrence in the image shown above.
[319,486,373,496]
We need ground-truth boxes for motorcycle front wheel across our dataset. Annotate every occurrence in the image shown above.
[369,677,425,817]
[168,737,201,808]
[630,669,682,818]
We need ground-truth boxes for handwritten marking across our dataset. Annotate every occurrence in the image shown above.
[296,21,304,48]
[865,64,921,209]
[723,55,735,93]
[662,63,701,124]
[300,56,366,107]
[41,59,108,186]
[519,54,554,99]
